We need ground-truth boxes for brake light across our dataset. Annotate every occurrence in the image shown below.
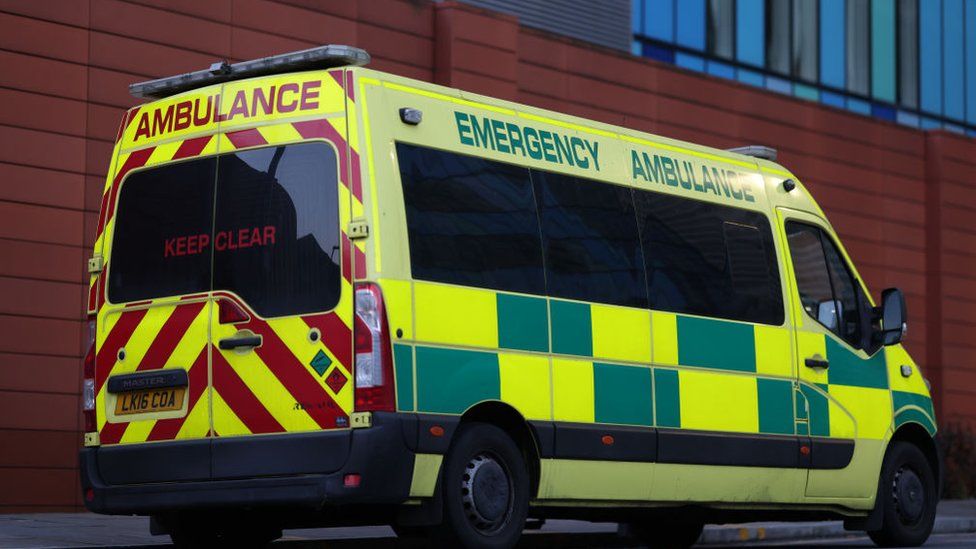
[82,316,96,433]
[354,283,395,412]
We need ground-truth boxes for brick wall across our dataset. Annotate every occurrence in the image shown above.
[0,0,972,511]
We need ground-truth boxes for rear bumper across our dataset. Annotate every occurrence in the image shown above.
[80,412,417,515]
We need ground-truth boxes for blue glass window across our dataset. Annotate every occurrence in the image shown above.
[645,0,675,41]
[676,52,706,71]
[707,0,735,59]
[643,42,675,63]
[898,0,919,108]
[766,76,793,94]
[737,68,765,86]
[737,0,765,67]
[792,0,819,83]
[707,60,736,79]
[919,0,942,114]
[633,0,643,34]
[847,0,871,95]
[967,0,976,124]
[848,97,872,114]
[944,0,965,121]
[871,103,897,120]
[677,0,706,50]
[896,110,920,127]
[821,90,847,108]
[872,0,896,102]
[767,1,791,75]
[794,83,820,101]
[820,0,846,89]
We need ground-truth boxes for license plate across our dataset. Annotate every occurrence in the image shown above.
[115,387,186,415]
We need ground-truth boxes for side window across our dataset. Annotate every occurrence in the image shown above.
[397,143,545,295]
[532,171,648,308]
[785,221,862,348]
[635,190,784,325]
[822,235,863,345]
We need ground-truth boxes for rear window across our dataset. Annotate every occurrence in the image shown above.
[109,142,341,317]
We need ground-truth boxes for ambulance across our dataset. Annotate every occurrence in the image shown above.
[80,45,940,548]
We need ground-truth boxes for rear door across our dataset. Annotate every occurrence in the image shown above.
[207,72,356,466]
[97,154,217,448]
[208,140,354,445]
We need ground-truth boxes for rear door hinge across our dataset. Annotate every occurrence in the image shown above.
[88,254,104,275]
[348,219,369,240]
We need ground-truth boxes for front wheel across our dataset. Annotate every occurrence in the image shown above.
[867,441,937,547]
[430,422,530,549]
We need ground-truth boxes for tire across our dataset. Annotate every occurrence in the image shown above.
[429,422,530,549]
[620,520,704,549]
[867,441,937,548]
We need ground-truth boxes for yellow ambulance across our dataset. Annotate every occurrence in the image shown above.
[80,45,940,548]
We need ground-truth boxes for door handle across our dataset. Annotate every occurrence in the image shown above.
[219,333,262,350]
[804,356,830,369]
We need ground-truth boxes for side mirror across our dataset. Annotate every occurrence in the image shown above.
[876,288,907,346]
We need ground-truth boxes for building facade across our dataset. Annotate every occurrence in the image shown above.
[0,0,973,512]
[632,0,976,136]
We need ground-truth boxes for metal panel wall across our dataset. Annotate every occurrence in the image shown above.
[458,0,631,50]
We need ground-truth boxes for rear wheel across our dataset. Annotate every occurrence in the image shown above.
[620,520,704,549]
[430,422,530,548]
[867,441,937,547]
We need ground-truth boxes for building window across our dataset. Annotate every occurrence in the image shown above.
[872,0,897,102]
[919,0,941,114]
[708,0,736,59]
[820,0,846,89]
[846,0,871,95]
[792,0,819,83]
[766,0,791,75]
[897,0,919,108]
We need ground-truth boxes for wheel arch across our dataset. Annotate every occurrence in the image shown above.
[460,400,543,498]
[889,421,943,497]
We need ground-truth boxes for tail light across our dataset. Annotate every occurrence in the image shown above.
[82,315,96,433]
[354,283,395,412]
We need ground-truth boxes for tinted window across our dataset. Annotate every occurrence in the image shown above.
[213,143,342,317]
[109,159,216,303]
[533,171,647,307]
[636,191,783,324]
[398,143,545,295]
[822,233,862,346]
[109,143,341,317]
[786,221,863,347]
[786,223,838,330]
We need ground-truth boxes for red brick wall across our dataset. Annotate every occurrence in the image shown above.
[0,0,972,512]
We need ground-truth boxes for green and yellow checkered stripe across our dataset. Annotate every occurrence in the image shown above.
[388,280,934,440]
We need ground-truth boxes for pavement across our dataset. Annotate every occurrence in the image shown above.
[0,500,972,548]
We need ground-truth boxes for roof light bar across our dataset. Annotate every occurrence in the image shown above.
[129,44,370,100]
[727,145,778,161]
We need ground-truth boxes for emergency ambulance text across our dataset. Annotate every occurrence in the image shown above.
[454,111,601,171]
[630,150,756,203]
[134,81,322,141]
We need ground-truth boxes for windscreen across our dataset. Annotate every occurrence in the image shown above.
[109,142,342,317]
